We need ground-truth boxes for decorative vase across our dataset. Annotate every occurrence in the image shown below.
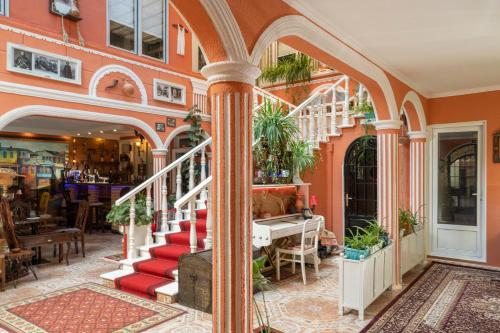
[122,80,135,96]
[292,169,303,184]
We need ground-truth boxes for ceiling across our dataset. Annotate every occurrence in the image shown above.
[285,0,500,97]
[3,116,136,140]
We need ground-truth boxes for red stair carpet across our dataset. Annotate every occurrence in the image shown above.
[115,209,207,299]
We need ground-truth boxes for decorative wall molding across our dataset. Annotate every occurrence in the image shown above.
[0,105,164,149]
[201,61,261,86]
[151,148,169,155]
[249,15,399,121]
[191,79,209,95]
[199,0,249,61]
[0,80,211,121]
[401,90,427,132]
[374,119,403,130]
[163,124,192,148]
[89,64,148,105]
[407,131,427,139]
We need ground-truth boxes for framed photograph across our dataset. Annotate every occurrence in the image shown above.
[156,123,166,132]
[7,43,82,85]
[494,132,500,163]
[49,0,81,21]
[166,117,177,128]
[153,79,186,105]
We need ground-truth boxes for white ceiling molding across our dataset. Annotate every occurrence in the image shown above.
[0,105,164,149]
[429,84,500,99]
[89,64,148,105]
[201,61,261,86]
[199,0,249,62]
[0,80,211,121]
[250,15,399,121]
[401,90,427,132]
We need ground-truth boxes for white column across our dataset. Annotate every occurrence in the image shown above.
[151,149,167,212]
[375,120,402,289]
[409,131,427,223]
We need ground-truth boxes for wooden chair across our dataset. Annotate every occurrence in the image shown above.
[55,200,89,257]
[39,192,50,216]
[276,219,322,285]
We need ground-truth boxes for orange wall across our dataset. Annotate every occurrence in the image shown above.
[428,90,500,267]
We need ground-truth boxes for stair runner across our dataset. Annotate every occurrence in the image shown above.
[115,209,207,299]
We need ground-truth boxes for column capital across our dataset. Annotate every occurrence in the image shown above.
[151,148,168,156]
[373,119,403,130]
[201,60,261,86]
[408,131,427,140]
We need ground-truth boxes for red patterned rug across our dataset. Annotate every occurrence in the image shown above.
[362,262,500,332]
[0,283,184,333]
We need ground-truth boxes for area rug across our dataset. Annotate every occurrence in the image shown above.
[0,283,184,333]
[362,262,500,332]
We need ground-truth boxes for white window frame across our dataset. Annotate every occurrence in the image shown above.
[153,78,186,105]
[0,0,9,16]
[106,0,169,63]
[6,43,82,85]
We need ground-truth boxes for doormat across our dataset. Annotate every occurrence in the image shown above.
[0,282,184,333]
[362,262,500,332]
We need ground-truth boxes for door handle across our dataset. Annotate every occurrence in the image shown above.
[471,193,478,196]
[345,194,352,207]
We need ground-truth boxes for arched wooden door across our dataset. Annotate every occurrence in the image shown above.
[344,136,378,234]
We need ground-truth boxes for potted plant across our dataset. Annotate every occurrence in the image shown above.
[106,194,153,227]
[344,220,387,260]
[399,208,418,237]
[290,140,315,184]
[253,256,282,333]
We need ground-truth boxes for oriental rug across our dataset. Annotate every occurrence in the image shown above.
[0,282,184,333]
[362,262,500,333]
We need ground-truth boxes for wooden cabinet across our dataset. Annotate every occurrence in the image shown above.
[401,227,425,275]
[178,250,212,313]
[339,244,393,320]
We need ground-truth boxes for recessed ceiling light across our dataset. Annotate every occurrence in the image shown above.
[88,132,92,135]
[113,129,117,132]
[77,133,81,136]
[99,130,104,134]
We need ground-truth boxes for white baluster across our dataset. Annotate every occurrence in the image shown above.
[330,86,339,135]
[358,84,365,107]
[187,154,195,220]
[321,95,328,142]
[308,106,315,147]
[342,76,351,127]
[204,188,212,250]
[145,185,153,247]
[128,195,136,259]
[175,164,183,221]
[189,198,197,253]
[314,100,321,148]
[161,174,168,231]
[301,111,308,142]
[199,147,208,205]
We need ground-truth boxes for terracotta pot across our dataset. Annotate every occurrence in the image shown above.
[295,196,304,211]
[122,81,135,96]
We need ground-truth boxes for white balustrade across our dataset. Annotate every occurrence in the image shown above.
[161,175,168,231]
[145,185,153,247]
[330,86,339,135]
[175,164,183,221]
[128,195,136,259]
[189,199,197,253]
[342,76,351,127]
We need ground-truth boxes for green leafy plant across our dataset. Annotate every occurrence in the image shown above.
[399,208,418,236]
[289,140,316,183]
[184,105,205,147]
[259,53,313,87]
[106,194,152,226]
[345,220,386,250]
[253,256,273,333]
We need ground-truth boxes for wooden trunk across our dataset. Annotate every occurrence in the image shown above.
[178,249,212,313]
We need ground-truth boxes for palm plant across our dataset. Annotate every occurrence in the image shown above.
[289,140,315,184]
[253,101,299,150]
[259,53,313,87]
[253,256,273,333]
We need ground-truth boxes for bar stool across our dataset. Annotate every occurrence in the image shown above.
[89,202,104,233]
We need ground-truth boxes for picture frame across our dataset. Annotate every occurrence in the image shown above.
[156,123,166,132]
[494,132,500,163]
[7,43,82,85]
[166,117,177,128]
[49,0,81,21]
[153,79,186,105]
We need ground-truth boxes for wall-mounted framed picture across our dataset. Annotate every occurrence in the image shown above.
[166,117,177,128]
[7,43,82,85]
[156,123,166,132]
[494,132,500,163]
[49,0,81,21]
[153,79,186,105]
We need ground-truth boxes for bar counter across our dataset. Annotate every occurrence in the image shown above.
[64,183,134,205]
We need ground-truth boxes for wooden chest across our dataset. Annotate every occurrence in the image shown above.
[178,250,212,313]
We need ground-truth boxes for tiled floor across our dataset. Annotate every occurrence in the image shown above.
[0,234,425,333]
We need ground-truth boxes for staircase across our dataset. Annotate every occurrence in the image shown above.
[101,74,373,303]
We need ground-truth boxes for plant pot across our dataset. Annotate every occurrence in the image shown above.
[399,229,406,238]
[294,196,304,212]
[292,169,303,184]
[253,327,283,333]
[369,240,384,255]
[344,247,370,260]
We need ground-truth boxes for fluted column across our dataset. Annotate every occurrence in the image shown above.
[151,149,167,212]
[201,61,260,333]
[375,120,402,289]
[409,131,427,223]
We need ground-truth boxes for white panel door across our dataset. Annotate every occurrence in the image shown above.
[430,124,485,261]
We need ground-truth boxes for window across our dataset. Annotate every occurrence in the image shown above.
[108,0,167,61]
[0,0,8,16]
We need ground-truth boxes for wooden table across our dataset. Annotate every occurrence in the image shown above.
[18,231,78,266]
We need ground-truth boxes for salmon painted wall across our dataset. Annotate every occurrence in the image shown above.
[428,90,500,268]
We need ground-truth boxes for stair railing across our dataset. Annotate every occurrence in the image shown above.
[115,137,212,259]
[174,175,213,253]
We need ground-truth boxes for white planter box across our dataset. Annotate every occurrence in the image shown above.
[400,227,425,275]
[339,244,393,320]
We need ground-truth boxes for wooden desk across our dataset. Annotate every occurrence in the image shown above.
[18,231,77,265]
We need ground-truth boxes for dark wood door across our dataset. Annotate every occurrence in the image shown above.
[344,136,377,235]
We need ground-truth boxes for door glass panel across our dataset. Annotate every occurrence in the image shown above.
[437,131,477,226]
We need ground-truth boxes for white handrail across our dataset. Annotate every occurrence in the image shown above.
[253,86,296,110]
[116,137,212,206]
[175,175,213,209]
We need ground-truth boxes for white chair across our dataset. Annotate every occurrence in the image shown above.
[276,219,321,285]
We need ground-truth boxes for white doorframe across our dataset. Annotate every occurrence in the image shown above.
[428,121,487,262]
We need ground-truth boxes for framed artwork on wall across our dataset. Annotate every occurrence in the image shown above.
[7,43,82,85]
[153,79,186,105]
[156,123,166,132]
[494,132,500,163]
[166,117,177,128]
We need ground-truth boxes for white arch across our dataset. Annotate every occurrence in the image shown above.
[250,15,399,122]
[163,124,210,149]
[88,64,148,105]
[401,90,427,132]
[0,105,163,149]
